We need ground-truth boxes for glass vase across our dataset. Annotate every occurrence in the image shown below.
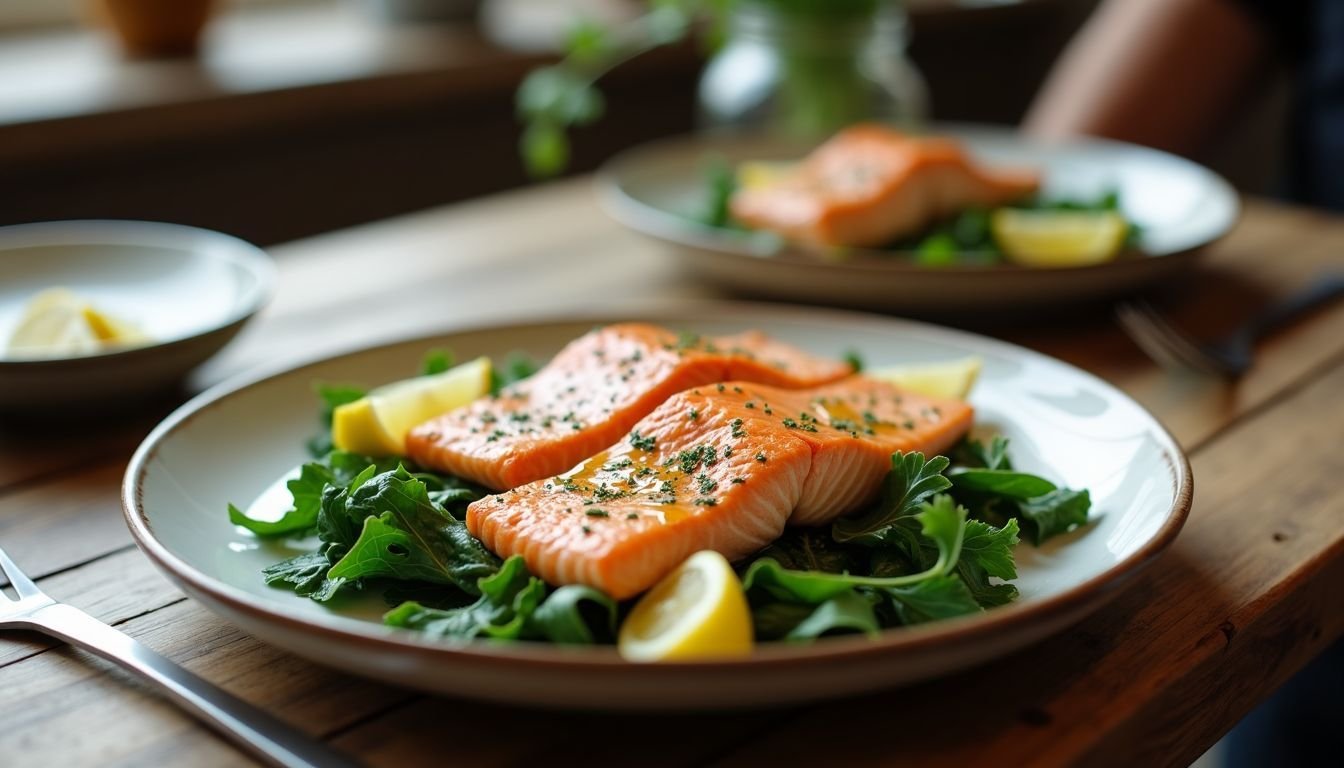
[697,0,928,139]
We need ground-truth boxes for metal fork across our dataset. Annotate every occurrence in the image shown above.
[0,546,361,768]
[1117,273,1344,378]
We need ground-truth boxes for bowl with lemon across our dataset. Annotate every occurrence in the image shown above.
[0,220,274,413]
[598,124,1239,313]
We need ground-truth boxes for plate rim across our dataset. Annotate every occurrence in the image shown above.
[0,219,276,368]
[594,125,1240,274]
[121,300,1193,673]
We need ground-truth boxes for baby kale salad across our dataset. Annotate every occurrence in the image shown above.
[228,350,1092,654]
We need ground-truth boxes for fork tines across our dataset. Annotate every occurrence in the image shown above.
[1116,300,1231,377]
[0,545,42,601]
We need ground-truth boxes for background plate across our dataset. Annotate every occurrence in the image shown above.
[597,126,1239,312]
[124,303,1191,710]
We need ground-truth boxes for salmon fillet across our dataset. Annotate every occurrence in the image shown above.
[466,377,972,599]
[730,123,1040,247]
[406,324,852,490]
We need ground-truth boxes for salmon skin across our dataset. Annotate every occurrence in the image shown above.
[730,123,1040,248]
[466,377,972,600]
[405,323,852,491]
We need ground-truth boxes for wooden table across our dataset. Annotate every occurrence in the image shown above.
[3,180,1342,767]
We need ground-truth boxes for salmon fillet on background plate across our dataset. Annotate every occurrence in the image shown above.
[467,377,973,600]
[729,123,1040,248]
[405,323,852,490]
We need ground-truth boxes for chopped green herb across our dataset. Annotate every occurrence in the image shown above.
[629,431,656,451]
[843,349,865,372]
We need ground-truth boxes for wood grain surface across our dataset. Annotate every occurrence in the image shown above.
[2,180,1343,767]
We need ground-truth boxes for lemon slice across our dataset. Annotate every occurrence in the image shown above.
[331,357,492,456]
[868,356,982,400]
[7,288,153,358]
[8,288,100,357]
[618,550,753,662]
[736,161,798,191]
[992,210,1128,267]
[82,306,150,345]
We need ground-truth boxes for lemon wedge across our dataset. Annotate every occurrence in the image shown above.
[6,288,149,357]
[868,356,982,400]
[618,550,753,662]
[331,357,492,456]
[991,210,1129,267]
[736,161,797,191]
[83,305,150,344]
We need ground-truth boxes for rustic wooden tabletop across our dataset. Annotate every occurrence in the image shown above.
[2,179,1342,767]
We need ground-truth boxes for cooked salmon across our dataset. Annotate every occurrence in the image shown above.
[406,324,852,490]
[466,377,972,599]
[730,123,1040,247]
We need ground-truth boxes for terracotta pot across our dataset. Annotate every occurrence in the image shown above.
[89,0,215,58]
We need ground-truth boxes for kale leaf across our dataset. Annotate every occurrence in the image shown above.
[1018,488,1091,545]
[228,451,395,537]
[832,452,952,544]
[420,348,455,376]
[948,468,1057,500]
[306,383,367,457]
[745,494,968,604]
[261,552,336,599]
[326,467,497,594]
[952,436,1013,471]
[529,585,618,644]
[885,574,982,625]
[489,353,540,395]
[384,556,544,640]
[753,590,881,641]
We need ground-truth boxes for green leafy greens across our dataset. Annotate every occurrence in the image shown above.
[231,353,1090,648]
[738,439,1086,641]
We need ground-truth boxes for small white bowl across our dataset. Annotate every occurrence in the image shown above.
[0,221,275,413]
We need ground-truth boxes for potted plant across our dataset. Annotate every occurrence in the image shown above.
[517,0,926,176]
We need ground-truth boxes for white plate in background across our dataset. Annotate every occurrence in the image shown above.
[597,126,1239,312]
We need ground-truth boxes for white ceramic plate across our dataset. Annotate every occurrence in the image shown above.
[123,303,1191,710]
[597,125,1239,312]
[0,221,274,412]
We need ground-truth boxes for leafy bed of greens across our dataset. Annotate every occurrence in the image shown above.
[699,159,1142,266]
[229,352,1092,647]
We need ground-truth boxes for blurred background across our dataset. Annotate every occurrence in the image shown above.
[0,0,1288,246]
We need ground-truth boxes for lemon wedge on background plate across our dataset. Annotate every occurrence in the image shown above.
[618,550,753,662]
[736,161,798,191]
[6,287,150,357]
[868,356,982,400]
[332,357,492,456]
[991,210,1129,267]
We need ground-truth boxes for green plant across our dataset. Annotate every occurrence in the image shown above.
[516,0,887,177]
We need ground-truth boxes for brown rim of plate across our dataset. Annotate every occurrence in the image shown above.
[120,301,1194,674]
